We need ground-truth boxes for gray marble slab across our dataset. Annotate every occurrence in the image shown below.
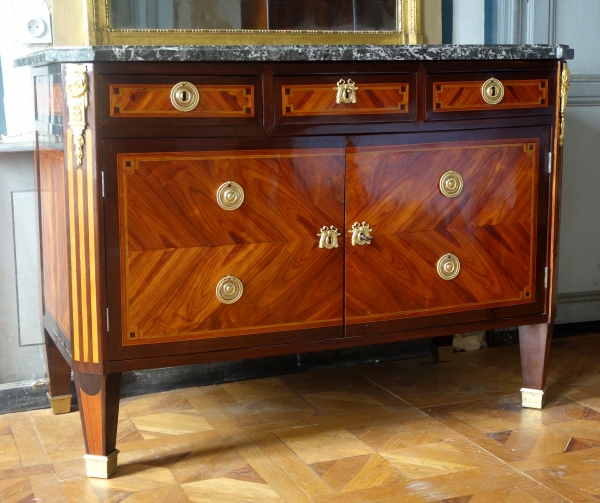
[14,44,573,67]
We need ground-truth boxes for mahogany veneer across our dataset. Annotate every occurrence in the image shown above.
[31,58,567,478]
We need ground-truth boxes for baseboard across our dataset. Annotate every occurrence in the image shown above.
[556,290,600,324]
[0,338,430,415]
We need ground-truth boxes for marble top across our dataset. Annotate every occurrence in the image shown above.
[14,44,573,67]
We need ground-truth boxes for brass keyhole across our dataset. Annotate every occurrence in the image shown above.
[481,78,504,105]
[170,82,200,112]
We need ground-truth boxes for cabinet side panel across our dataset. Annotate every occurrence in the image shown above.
[39,147,71,339]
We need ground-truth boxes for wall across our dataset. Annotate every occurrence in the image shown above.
[453,0,484,43]
[470,0,600,323]
[0,0,52,383]
[554,0,600,322]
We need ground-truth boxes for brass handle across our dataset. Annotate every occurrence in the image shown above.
[349,222,373,246]
[481,78,505,105]
[334,79,359,104]
[216,276,243,304]
[437,254,461,280]
[318,226,341,249]
[170,81,200,112]
[217,182,244,211]
[439,170,464,198]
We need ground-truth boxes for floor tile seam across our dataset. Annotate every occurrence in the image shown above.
[254,430,340,500]
[348,367,415,410]
[417,405,580,503]
[29,471,71,503]
[10,413,52,467]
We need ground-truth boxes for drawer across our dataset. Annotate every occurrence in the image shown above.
[275,74,415,125]
[112,142,345,345]
[100,74,262,126]
[426,72,554,120]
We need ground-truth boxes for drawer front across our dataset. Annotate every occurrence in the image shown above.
[100,75,262,126]
[426,72,554,120]
[116,145,345,345]
[110,84,254,118]
[345,131,548,330]
[275,75,415,125]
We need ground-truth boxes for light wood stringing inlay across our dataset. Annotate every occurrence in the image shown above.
[282,83,409,116]
[110,84,254,117]
[66,129,100,363]
[433,79,549,112]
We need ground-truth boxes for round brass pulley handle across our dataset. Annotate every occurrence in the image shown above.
[217,182,244,211]
[439,170,464,198]
[170,81,200,112]
[481,78,505,105]
[437,254,461,280]
[216,276,243,304]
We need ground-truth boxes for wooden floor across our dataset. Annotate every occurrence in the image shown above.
[1,334,600,502]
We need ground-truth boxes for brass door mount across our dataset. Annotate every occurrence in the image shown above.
[437,254,460,280]
[318,226,341,249]
[349,222,373,246]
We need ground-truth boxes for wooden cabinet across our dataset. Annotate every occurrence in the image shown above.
[29,54,570,479]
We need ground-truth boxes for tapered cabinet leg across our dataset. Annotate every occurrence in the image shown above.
[74,372,122,478]
[518,323,553,409]
[432,335,454,362]
[43,329,72,415]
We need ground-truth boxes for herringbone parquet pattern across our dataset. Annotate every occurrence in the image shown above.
[1,334,600,502]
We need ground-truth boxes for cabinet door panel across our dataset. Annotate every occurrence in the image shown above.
[114,145,345,347]
[346,133,546,332]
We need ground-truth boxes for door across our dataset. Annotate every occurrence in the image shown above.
[104,137,345,359]
[345,127,550,336]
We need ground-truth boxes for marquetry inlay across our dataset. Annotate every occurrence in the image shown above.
[433,79,549,112]
[281,83,409,116]
[110,84,254,117]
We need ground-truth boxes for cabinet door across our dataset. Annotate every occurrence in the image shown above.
[105,138,345,358]
[345,128,550,336]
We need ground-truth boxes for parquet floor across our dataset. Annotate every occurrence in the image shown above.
[2,334,600,502]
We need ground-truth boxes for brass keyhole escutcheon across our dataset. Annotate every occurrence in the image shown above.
[318,226,341,249]
[334,79,359,104]
[216,276,243,304]
[217,182,244,211]
[439,170,464,198]
[437,254,461,280]
[170,81,200,112]
[349,222,373,246]
[481,78,505,105]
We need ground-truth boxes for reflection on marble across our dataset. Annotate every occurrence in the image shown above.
[14,44,573,67]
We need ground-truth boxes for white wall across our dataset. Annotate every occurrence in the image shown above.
[0,0,52,383]
[453,0,485,44]
[0,0,52,139]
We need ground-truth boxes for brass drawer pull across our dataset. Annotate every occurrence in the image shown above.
[170,81,200,112]
[437,254,461,280]
[318,226,341,249]
[349,222,373,246]
[217,181,244,210]
[334,79,359,104]
[481,78,505,105]
[439,170,464,198]
[216,276,243,304]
